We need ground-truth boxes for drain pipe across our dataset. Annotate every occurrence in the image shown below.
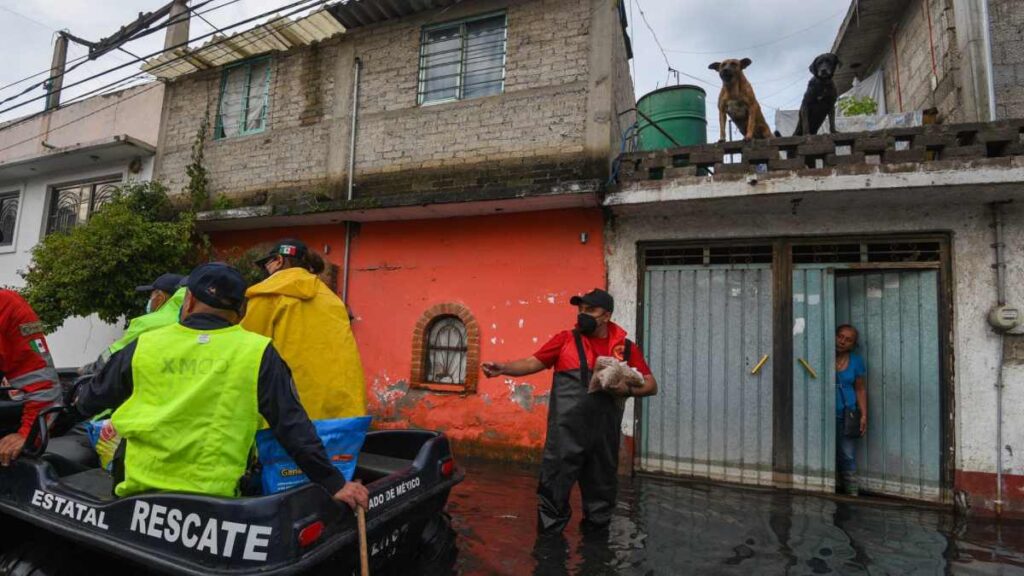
[980,0,998,121]
[991,201,1008,515]
[342,57,362,305]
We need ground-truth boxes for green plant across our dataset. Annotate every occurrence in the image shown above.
[20,181,200,331]
[211,194,234,211]
[838,95,879,117]
[184,116,211,212]
[218,243,273,288]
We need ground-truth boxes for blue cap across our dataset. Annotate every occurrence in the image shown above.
[187,263,246,312]
[136,273,185,294]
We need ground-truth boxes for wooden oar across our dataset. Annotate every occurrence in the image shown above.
[357,506,370,576]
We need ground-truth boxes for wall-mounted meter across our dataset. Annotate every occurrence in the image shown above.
[989,305,1022,333]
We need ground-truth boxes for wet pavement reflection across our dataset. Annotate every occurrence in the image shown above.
[447,461,1024,575]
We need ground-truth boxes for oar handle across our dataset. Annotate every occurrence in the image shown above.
[357,506,369,576]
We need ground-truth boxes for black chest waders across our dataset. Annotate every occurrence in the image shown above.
[536,331,631,533]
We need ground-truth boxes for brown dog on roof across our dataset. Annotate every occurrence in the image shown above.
[709,58,773,142]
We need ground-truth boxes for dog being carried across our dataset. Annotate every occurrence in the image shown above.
[709,58,773,142]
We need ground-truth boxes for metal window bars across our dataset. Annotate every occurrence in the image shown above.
[425,316,469,385]
[0,193,18,246]
[45,178,122,235]
[418,14,507,104]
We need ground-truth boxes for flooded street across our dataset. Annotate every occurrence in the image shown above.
[447,462,1024,575]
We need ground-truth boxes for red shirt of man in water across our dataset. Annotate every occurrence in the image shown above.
[0,290,61,466]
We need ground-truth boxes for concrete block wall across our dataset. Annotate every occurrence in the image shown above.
[349,0,592,180]
[154,0,630,204]
[990,0,1024,119]
[155,42,341,201]
[874,0,963,121]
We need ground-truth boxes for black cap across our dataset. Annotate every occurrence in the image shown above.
[187,263,246,313]
[570,288,614,313]
[254,239,308,268]
[136,273,185,294]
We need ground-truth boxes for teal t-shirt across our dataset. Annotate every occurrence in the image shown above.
[836,353,865,416]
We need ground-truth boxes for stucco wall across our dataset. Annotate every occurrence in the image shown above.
[211,208,607,461]
[605,191,1023,510]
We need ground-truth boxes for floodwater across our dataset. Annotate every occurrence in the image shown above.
[447,461,1024,575]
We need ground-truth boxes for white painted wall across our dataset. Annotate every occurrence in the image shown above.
[606,190,1024,479]
[0,159,155,368]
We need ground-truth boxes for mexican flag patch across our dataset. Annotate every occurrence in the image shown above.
[29,339,48,355]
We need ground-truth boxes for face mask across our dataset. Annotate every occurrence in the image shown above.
[577,313,598,335]
[145,299,153,314]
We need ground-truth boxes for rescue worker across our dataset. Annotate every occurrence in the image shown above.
[53,273,188,469]
[80,273,186,375]
[0,289,61,466]
[75,263,368,509]
[243,239,366,419]
[482,289,657,533]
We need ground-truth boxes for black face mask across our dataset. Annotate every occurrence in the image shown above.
[577,313,598,335]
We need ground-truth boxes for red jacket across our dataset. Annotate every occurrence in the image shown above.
[0,290,61,437]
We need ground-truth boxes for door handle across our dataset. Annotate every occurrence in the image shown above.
[751,354,770,375]
[797,358,818,379]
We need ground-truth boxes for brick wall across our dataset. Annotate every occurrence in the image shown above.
[990,0,1024,119]
[611,7,636,159]
[154,0,611,204]
[874,0,964,121]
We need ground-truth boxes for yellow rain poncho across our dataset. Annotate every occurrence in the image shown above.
[242,267,367,419]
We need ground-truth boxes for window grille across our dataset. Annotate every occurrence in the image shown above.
[46,178,121,235]
[418,13,507,105]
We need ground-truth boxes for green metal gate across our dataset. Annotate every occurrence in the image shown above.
[792,267,837,493]
[640,264,774,486]
[836,271,942,501]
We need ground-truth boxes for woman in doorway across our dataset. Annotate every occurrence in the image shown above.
[836,324,867,496]
[243,239,367,420]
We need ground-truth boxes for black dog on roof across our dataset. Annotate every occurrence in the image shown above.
[790,53,842,137]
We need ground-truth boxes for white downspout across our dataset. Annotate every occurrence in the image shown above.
[980,0,998,121]
[342,57,361,305]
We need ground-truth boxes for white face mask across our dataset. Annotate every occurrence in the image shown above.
[145,299,154,314]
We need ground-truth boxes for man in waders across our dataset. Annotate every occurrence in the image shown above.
[482,289,657,533]
[76,263,368,509]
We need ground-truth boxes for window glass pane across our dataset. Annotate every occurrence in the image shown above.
[90,181,120,214]
[421,25,461,103]
[0,194,18,246]
[463,16,505,99]
[426,317,468,384]
[48,185,87,235]
[245,60,270,132]
[218,66,248,138]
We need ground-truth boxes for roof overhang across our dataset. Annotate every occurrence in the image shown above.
[0,135,155,181]
[327,0,457,30]
[196,182,601,232]
[143,8,346,81]
[831,0,913,93]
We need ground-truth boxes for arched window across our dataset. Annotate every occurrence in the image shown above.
[412,303,480,393]
[425,316,468,384]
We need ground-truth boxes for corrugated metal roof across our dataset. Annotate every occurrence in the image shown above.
[142,8,346,81]
[327,0,457,29]
[830,0,913,93]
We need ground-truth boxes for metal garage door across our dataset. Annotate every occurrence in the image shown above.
[640,264,774,486]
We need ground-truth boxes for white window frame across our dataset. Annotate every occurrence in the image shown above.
[0,188,22,254]
[417,12,508,106]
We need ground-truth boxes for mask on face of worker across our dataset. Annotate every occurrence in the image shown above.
[145,298,153,314]
[577,313,598,335]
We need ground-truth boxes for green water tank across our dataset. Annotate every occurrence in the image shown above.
[636,85,708,150]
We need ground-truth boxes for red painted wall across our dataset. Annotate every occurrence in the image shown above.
[212,208,607,462]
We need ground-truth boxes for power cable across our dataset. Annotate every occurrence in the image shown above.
[665,8,846,55]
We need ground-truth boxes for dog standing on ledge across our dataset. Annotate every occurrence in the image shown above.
[792,53,842,136]
[709,58,773,142]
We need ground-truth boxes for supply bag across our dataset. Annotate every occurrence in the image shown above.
[85,419,122,473]
[256,416,372,494]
